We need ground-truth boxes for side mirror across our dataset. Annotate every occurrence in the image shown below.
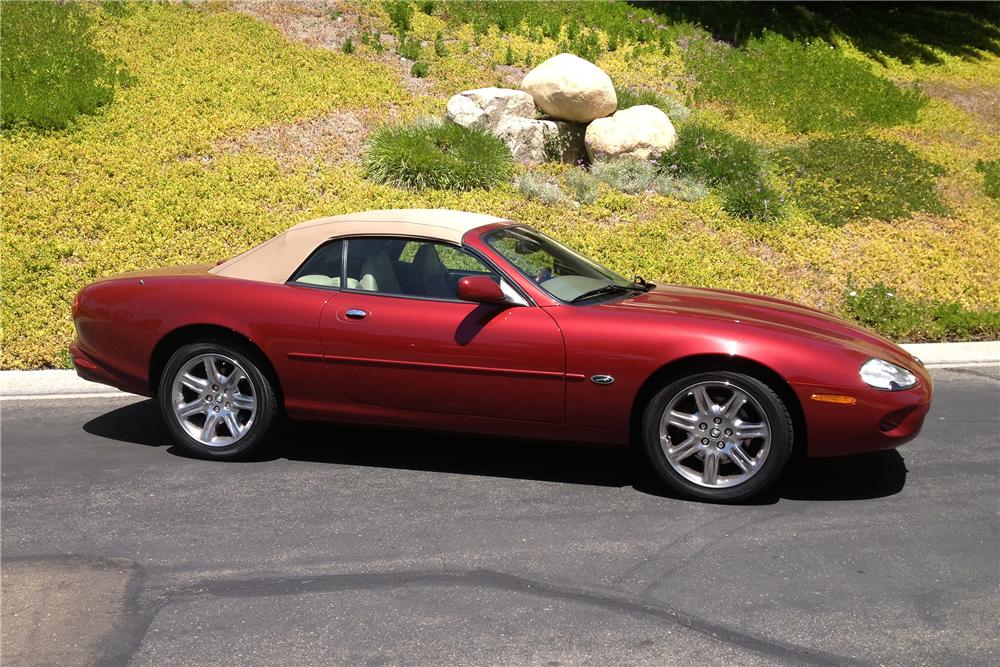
[457,275,507,305]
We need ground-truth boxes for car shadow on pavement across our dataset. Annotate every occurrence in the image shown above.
[84,399,907,503]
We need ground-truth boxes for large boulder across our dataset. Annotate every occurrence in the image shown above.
[585,105,678,161]
[445,88,535,132]
[495,117,587,165]
[521,53,616,123]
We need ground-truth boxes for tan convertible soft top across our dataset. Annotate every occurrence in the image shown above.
[210,209,509,284]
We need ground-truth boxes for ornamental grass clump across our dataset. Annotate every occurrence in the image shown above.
[590,158,656,195]
[564,169,600,204]
[658,123,766,186]
[363,120,514,190]
[516,173,565,204]
[653,174,708,202]
[658,123,782,221]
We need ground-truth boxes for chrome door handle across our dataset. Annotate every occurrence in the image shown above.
[345,308,368,320]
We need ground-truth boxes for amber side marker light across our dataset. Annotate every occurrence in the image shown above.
[810,394,857,405]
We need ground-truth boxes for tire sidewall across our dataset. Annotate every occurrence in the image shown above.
[642,371,793,502]
[158,342,275,460]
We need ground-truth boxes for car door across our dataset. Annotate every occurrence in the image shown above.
[317,237,566,423]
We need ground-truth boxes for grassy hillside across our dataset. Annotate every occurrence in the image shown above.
[2,1,999,368]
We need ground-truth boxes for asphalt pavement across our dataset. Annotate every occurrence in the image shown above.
[2,366,998,666]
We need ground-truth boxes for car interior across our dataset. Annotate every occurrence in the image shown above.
[291,237,503,301]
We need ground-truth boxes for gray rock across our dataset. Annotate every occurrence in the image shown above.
[445,87,535,131]
[495,117,587,165]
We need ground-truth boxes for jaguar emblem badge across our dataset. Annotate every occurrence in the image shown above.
[590,374,615,385]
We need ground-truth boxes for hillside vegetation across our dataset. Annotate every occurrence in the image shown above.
[2,1,999,368]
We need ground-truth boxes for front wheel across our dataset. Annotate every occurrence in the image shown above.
[641,371,793,502]
[159,342,278,460]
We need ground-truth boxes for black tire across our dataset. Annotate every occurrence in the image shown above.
[641,371,793,503]
[158,341,279,460]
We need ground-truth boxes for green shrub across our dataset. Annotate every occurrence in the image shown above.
[438,1,678,54]
[410,61,429,77]
[689,32,926,133]
[846,280,1000,341]
[341,37,354,54]
[363,120,514,190]
[564,169,600,204]
[504,45,515,66]
[434,31,449,57]
[719,178,784,222]
[383,0,413,35]
[615,86,691,123]
[397,35,421,60]
[417,0,435,15]
[975,159,1000,199]
[558,30,602,63]
[0,1,126,130]
[778,137,947,226]
[658,123,766,186]
[653,174,708,202]
[517,173,564,204]
[591,158,655,195]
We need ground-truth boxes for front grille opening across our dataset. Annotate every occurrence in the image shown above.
[880,406,916,432]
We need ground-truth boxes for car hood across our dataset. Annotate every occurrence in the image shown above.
[599,285,917,366]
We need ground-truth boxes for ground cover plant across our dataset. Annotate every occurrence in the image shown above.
[846,280,1000,342]
[976,159,1000,199]
[2,0,998,368]
[0,1,127,130]
[778,137,948,227]
[689,31,928,133]
[363,119,513,190]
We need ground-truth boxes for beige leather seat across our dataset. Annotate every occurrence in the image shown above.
[359,250,400,293]
[413,244,451,298]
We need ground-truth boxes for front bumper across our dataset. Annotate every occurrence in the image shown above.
[794,375,933,458]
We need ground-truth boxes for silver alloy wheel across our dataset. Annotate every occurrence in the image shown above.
[659,380,771,489]
[170,353,257,447]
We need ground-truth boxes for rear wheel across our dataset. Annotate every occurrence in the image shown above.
[158,342,278,460]
[642,371,793,502]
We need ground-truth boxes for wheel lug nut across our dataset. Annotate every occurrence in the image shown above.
[225,402,230,408]
[701,438,709,445]
[214,406,220,412]
[714,417,722,424]
[212,385,218,391]
[205,396,211,402]
[725,429,733,436]
[716,441,725,449]
[699,423,707,430]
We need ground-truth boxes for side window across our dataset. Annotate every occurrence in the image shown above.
[344,237,499,300]
[289,240,343,288]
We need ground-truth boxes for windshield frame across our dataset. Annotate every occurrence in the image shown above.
[481,225,641,305]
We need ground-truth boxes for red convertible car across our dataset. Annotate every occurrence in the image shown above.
[71,209,932,501]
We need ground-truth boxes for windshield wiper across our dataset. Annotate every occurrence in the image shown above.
[569,284,645,304]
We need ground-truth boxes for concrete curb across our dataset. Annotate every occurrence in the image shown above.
[1,341,997,399]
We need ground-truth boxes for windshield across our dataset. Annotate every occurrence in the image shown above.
[484,226,641,303]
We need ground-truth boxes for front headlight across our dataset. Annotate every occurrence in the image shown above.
[860,358,917,391]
